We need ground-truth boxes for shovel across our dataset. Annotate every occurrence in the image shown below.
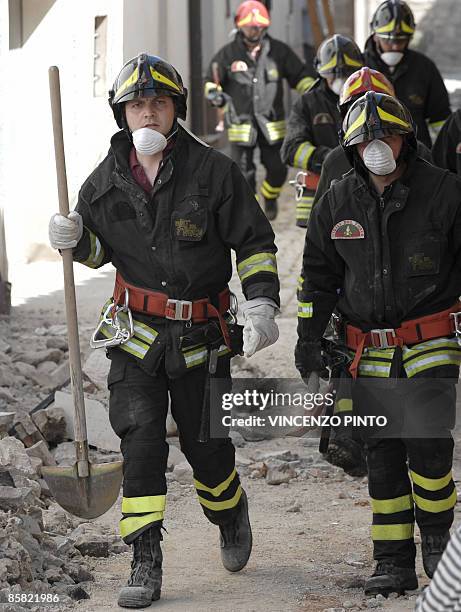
[41,66,123,519]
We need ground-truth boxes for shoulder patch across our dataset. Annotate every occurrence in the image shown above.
[313,112,334,125]
[231,60,248,72]
[331,220,365,240]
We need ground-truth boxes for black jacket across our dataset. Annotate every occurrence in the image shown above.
[205,33,315,144]
[281,79,341,173]
[298,153,461,342]
[364,36,451,149]
[433,109,461,175]
[72,126,280,376]
[74,126,279,304]
[313,141,433,207]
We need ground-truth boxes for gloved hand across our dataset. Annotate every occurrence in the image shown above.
[206,87,226,108]
[242,300,279,358]
[48,211,83,250]
[295,338,328,380]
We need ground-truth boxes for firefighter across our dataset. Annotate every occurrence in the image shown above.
[310,68,431,478]
[204,0,316,221]
[295,91,461,595]
[281,34,363,227]
[363,0,450,149]
[48,54,280,608]
[432,109,461,175]
[313,66,432,206]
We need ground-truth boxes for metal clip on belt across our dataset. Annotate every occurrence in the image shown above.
[289,171,307,202]
[450,312,461,346]
[90,288,134,349]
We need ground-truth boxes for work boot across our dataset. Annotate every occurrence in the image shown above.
[422,532,450,578]
[323,436,367,477]
[219,489,252,572]
[264,198,278,221]
[118,525,162,608]
[364,561,418,596]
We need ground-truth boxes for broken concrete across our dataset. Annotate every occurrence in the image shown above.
[53,391,120,452]
[25,441,57,467]
[31,406,67,445]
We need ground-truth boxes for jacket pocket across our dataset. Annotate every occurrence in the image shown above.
[404,232,442,277]
[171,197,208,242]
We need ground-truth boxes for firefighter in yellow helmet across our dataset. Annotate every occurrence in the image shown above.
[48,53,280,608]
[281,34,364,227]
[204,0,316,221]
[296,91,461,595]
[364,0,450,148]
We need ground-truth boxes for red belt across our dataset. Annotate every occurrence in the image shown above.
[346,303,461,379]
[113,272,231,347]
[300,172,320,191]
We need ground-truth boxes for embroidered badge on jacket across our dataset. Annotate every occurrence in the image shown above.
[231,60,248,72]
[331,220,365,239]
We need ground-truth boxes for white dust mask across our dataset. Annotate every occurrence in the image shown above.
[132,128,167,155]
[330,77,346,96]
[380,51,404,66]
[362,139,396,175]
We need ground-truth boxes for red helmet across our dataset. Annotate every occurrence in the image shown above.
[339,67,395,108]
[235,1,271,28]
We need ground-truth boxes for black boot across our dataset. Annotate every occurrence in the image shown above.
[422,532,450,578]
[219,489,252,572]
[118,525,163,608]
[364,561,418,596]
[323,436,368,477]
[264,198,278,221]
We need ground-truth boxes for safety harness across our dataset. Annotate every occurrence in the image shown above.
[112,272,231,347]
[346,303,461,379]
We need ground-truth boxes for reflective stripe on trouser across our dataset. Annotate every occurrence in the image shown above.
[295,187,315,228]
[230,137,287,196]
[357,374,456,567]
[260,180,282,200]
[107,348,238,542]
[195,468,243,524]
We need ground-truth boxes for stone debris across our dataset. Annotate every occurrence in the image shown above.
[0,436,101,607]
[25,441,57,467]
[82,351,110,389]
[31,406,67,445]
[265,460,297,485]
[53,391,120,452]
[13,349,64,367]
[167,444,187,472]
[171,461,193,485]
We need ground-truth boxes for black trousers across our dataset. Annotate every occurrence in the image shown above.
[354,376,457,567]
[108,349,241,543]
[231,136,287,198]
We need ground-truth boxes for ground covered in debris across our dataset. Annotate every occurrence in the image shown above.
[1,181,461,612]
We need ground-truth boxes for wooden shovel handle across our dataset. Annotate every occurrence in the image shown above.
[49,66,89,476]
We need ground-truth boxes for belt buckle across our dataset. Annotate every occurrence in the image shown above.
[370,328,396,349]
[450,312,461,346]
[166,298,193,321]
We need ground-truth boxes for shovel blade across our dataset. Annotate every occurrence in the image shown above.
[41,460,123,519]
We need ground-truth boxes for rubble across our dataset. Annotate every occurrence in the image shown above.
[53,391,120,452]
[31,406,67,445]
[25,441,57,467]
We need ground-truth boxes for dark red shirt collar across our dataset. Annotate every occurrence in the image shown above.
[129,134,176,192]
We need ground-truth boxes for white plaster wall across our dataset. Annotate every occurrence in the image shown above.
[3,0,124,266]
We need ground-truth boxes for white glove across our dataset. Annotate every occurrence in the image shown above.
[242,300,279,358]
[48,211,83,250]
